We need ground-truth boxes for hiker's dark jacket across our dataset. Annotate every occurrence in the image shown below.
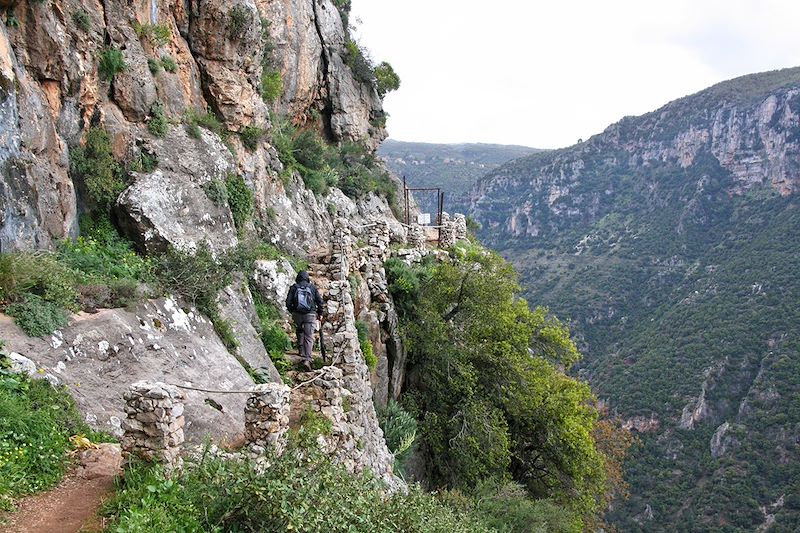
[285,271,325,315]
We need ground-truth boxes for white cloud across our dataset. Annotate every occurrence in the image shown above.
[350,0,800,148]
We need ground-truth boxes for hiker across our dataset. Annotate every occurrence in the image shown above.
[285,270,325,371]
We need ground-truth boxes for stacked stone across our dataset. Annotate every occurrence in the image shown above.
[244,382,291,454]
[121,381,185,469]
[439,221,457,249]
[453,213,468,240]
[320,276,401,488]
[367,219,391,261]
[329,217,354,281]
[406,224,426,249]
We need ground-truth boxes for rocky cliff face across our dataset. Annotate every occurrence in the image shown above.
[472,69,800,243]
[469,68,800,532]
[0,0,404,483]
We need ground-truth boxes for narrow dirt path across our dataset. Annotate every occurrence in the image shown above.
[0,444,122,533]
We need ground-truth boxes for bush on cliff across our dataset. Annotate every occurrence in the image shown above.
[69,127,125,211]
[399,242,626,527]
[103,442,498,533]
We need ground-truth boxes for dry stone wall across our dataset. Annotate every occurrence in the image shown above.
[121,381,186,469]
[245,382,291,455]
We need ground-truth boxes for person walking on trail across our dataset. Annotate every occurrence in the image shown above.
[285,271,325,371]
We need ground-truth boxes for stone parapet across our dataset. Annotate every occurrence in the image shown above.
[121,381,185,469]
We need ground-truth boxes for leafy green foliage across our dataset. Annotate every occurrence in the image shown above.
[98,47,126,82]
[129,151,158,173]
[374,61,400,98]
[271,116,397,203]
[159,55,177,73]
[259,18,283,104]
[0,373,111,510]
[251,288,292,376]
[0,251,79,312]
[147,58,161,75]
[239,125,265,152]
[184,108,224,138]
[224,174,254,233]
[202,178,228,206]
[0,216,152,335]
[344,39,374,85]
[69,127,125,210]
[378,400,417,473]
[260,69,283,104]
[355,320,377,371]
[72,10,90,31]
[133,22,172,47]
[400,245,606,524]
[440,480,581,533]
[103,443,498,533]
[5,294,68,337]
[147,102,169,138]
[227,5,251,40]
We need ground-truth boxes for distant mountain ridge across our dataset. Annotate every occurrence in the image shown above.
[469,67,800,532]
[379,140,541,214]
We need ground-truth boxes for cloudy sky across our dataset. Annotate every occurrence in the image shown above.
[350,0,800,149]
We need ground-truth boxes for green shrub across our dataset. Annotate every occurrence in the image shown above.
[184,108,224,136]
[0,251,79,312]
[133,22,172,47]
[98,47,126,82]
[185,122,201,139]
[224,175,254,233]
[355,320,377,371]
[160,55,177,73]
[147,102,169,138]
[379,400,417,465]
[202,178,228,206]
[228,5,251,40]
[59,218,153,283]
[344,39,374,84]
[102,442,498,532]
[251,286,292,375]
[6,294,69,337]
[147,57,162,75]
[69,127,125,210]
[129,151,158,173]
[239,125,265,152]
[374,61,400,98]
[72,10,90,32]
[260,69,282,103]
[0,374,112,510]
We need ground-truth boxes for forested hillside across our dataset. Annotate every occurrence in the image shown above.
[470,67,800,532]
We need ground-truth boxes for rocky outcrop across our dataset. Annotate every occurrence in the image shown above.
[0,299,254,442]
[472,68,800,241]
[115,127,238,255]
[263,0,386,149]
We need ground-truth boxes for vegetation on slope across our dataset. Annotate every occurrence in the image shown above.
[387,241,630,529]
[0,347,110,511]
[472,70,800,531]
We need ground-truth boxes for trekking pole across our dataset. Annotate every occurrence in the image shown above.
[318,316,328,364]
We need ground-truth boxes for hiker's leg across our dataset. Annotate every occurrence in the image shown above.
[301,320,315,362]
[291,313,303,352]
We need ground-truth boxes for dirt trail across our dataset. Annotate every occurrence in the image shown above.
[0,444,122,533]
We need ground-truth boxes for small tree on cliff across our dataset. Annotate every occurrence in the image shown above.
[374,61,400,98]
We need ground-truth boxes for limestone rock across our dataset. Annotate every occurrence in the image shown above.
[251,258,297,315]
[217,279,282,383]
[0,298,254,443]
[115,127,238,255]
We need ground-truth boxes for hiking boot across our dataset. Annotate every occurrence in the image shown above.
[303,360,313,372]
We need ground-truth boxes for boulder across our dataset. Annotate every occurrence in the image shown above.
[0,298,255,443]
[115,126,239,255]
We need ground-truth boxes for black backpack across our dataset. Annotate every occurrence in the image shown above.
[295,285,314,314]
